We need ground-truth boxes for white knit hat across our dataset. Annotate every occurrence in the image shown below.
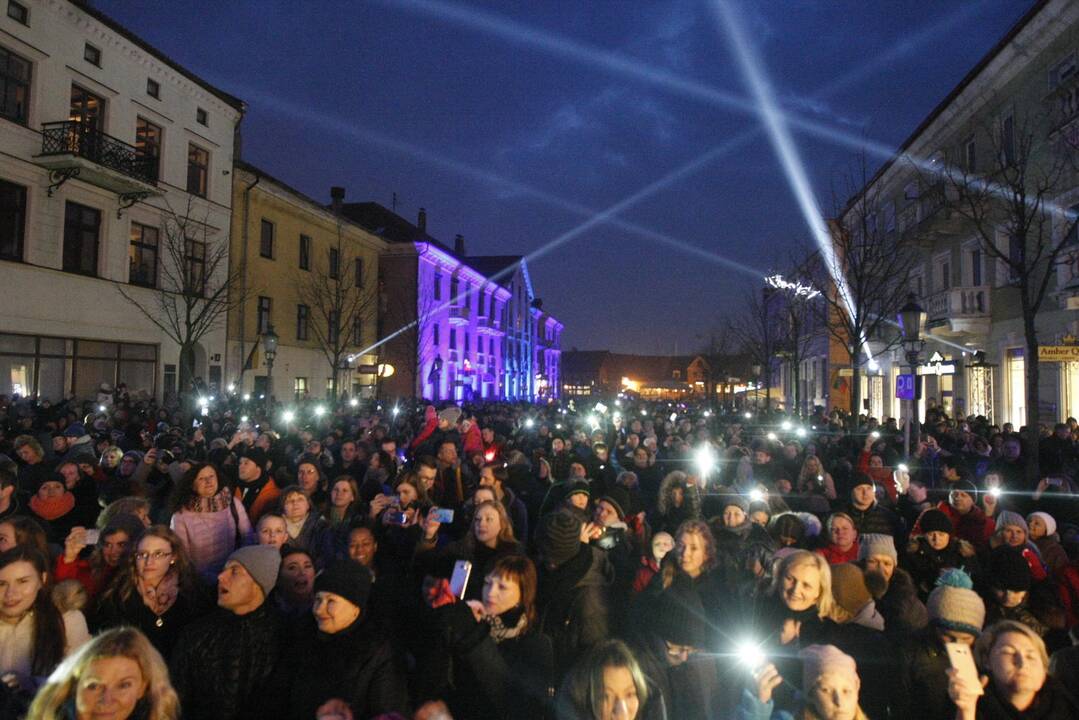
[1027,511,1057,537]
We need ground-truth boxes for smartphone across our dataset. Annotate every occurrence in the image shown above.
[430,508,455,524]
[84,529,100,545]
[945,642,981,691]
[870,431,880,439]
[387,511,408,526]
[192,419,201,428]
[449,560,473,599]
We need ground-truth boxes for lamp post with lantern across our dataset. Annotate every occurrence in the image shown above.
[261,324,278,403]
[898,294,926,458]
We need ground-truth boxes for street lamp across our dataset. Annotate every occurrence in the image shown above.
[898,294,926,458]
[261,324,278,403]
[751,363,762,412]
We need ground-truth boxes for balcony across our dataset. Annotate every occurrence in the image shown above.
[899,183,967,246]
[449,305,470,325]
[35,121,160,203]
[476,315,504,335]
[927,285,991,338]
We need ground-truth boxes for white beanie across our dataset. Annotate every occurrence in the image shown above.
[1027,511,1057,537]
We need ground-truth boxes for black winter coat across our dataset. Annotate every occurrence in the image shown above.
[974,676,1079,719]
[286,615,409,720]
[896,626,954,720]
[169,602,286,720]
[538,544,612,676]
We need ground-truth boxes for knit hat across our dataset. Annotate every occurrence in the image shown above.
[996,511,1028,537]
[599,486,630,520]
[851,472,874,489]
[989,547,1031,592]
[314,559,372,609]
[438,406,462,425]
[948,479,978,501]
[830,563,872,616]
[564,479,591,499]
[227,545,281,598]
[539,510,583,569]
[801,644,859,692]
[920,509,953,536]
[927,569,985,636]
[1028,511,1057,537]
[858,533,897,562]
[241,447,269,470]
[723,495,750,513]
[651,582,710,648]
[63,423,87,438]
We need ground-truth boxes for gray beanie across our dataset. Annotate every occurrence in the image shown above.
[858,533,897,562]
[996,511,1028,536]
[927,569,985,637]
[227,545,281,598]
[438,406,462,425]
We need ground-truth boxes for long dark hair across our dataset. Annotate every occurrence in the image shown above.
[97,525,198,606]
[169,463,225,512]
[0,546,65,676]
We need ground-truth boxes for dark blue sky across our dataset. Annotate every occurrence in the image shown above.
[98,0,1031,354]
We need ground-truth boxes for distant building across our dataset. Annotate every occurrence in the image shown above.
[561,351,749,403]
[342,203,562,401]
[0,0,243,401]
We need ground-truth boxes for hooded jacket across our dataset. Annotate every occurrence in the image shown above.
[538,544,612,676]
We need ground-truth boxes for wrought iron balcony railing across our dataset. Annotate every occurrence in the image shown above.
[40,121,157,186]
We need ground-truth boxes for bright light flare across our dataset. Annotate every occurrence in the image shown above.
[243,394,251,402]
[744,411,752,420]
[989,487,1003,498]
[525,418,535,429]
[97,405,106,413]
[696,445,716,476]
[766,432,778,441]
[349,398,359,407]
[314,406,326,417]
[282,411,295,423]
[737,639,767,671]
[240,415,249,423]
[795,427,807,438]
[780,420,792,431]
[748,489,765,503]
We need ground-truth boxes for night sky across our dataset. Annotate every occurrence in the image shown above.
[97,0,1031,355]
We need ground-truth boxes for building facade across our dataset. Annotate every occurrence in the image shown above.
[227,163,384,400]
[345,203,561,402]
[835,0,1079,425]
[0,0,243,401]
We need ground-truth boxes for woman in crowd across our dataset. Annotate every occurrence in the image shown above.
[429,554,554,719]
[295,458,330,516]
[904,508,979,600]
[26,626,179,720]
[739,644,870,720]
[277,485,334,569]
[287,559,409,719]
[632,531,674,593]
[949,620,1079,718]
[858,533,928,636]
[275,545,316,619]
[795,454,837,514]
[416,500,524,600]
[325,476,361,554]
[168,463,253,582]
[91,525,211,659]
[0,546,90,695]
[54,514,144,600]
[0,516,50,556]
[1026,511,1068,579]
[27,475,84,545]
[816,512,859,565]
[652,471,700,536]
[556,639,664,720]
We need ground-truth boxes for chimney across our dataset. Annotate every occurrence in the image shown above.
[454,233,466,257]
[418,207,427,232]
[330,186,345,213]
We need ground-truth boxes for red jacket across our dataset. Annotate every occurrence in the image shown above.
[54,554,115,599]
[857,451,898,503]
[923,501,995,548]
[815,542,860,565]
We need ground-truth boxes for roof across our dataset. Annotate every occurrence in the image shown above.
[70,1,244,112]
[840,0,1048,216]
[337,202,453,253]
[561,351,611,376]
[467,255,522,280]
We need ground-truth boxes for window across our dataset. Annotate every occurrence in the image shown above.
[257,296,272,334]
[299,235,311,270]
[128,222,158,288]
[328,247,339,279]
[940,260,950,290]
[1000,114,1015,166]
[1008,235,1022,282]
[83,43,100,67]
[185,238,206,295]
[7,2,27,24]
[464,333,470,354]
[186,144,208,196]
[328,311,340,345]
[451,276,459,302]
[352,315,362,346]
[146,78,159,99]
[1049,53,1077,90]
[971,248,982,286]
[449,328,456,349]
[196,107,207,126]
[434,271,442,300]
[69,85,105,130]
[354,257,364,287]
[0,46,29,125]
[433,324,440,346]
[296,304,309,341]
[0,179,25,261]
[259,219,274,259]
[63,202,100,276]
[294,377,308,398]
[1066,204,1079,247]
[135,117,161,180]
[964,136,976,172]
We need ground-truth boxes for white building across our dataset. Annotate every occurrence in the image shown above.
[0,0,243,401]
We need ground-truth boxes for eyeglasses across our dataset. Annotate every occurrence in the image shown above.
[135,550,173,563]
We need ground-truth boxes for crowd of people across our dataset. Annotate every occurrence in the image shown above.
[2,387,1079,719]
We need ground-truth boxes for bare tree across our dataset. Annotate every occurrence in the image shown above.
[382,288,437,397]
[117,196,248,397]
[771,264,821,416]
[811,157,919,420]
[296,223,378,400]
[727,285,782,411]
[938,109,1079,483]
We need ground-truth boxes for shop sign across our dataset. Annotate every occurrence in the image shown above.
[1038,345,1079,362]
[917,351,956,376]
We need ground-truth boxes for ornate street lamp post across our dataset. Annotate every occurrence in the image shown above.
[898,294,926,458]
[261,324,278,403]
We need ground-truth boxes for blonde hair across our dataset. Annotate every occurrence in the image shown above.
[26,627,179,720]
[770,550,836,619]
[975,620,1049,671]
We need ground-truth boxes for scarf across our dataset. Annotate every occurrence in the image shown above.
[30,492,75,520]
[184,487,234,513]
[485,606,527,643]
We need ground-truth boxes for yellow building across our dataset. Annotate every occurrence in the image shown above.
[228,161,386,400]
